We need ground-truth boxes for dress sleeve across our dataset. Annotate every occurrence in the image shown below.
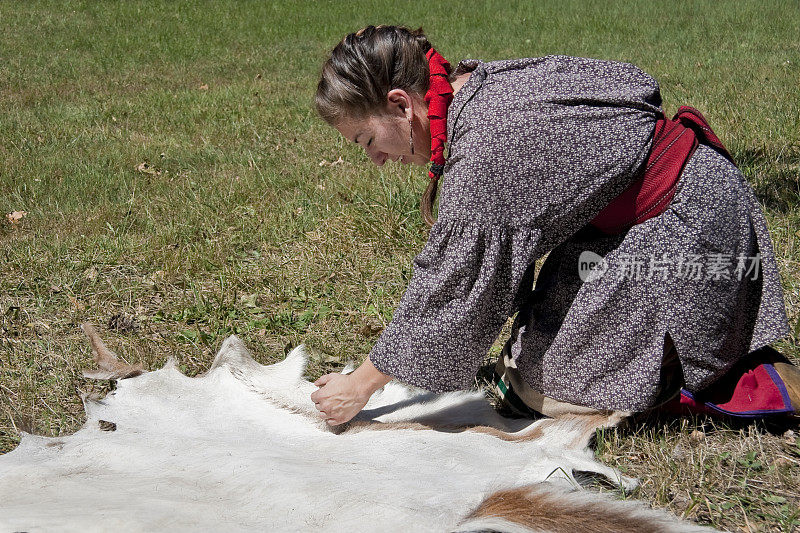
[369,218,541,392]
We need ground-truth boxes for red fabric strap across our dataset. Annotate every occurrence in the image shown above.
[659,363,794,418]
[591,106,735,234]
[424,48,454,180]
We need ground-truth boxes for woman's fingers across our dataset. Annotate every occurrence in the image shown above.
[311,374,335,405]
[312,375,336,420]
[313,374,333,387]
[318,409,341,425]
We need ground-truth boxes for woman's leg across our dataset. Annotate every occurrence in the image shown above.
[494,331,800,420]
[493,339,626,418]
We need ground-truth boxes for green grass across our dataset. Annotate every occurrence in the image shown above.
[1,1,798,531]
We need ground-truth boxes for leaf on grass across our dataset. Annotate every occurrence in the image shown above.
[68,295,86,311]
[358,322,383,337]
[84,266,98,281]
[240,294,258,308]
[5,211,27,225]
[318,157,346,167]
[136,162,161,176]
[689,430,705,443]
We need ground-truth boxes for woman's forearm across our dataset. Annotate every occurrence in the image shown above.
[351,356,392,396]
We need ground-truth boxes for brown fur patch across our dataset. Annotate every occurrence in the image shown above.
[467,486,665,533]
[567,413,625,449]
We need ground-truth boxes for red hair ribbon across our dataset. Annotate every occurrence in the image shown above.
[424,48,454,180]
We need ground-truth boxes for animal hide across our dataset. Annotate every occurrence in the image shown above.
[0,332,713,532]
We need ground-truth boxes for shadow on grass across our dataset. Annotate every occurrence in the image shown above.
[737,147,800,216]
[624,409,799,438]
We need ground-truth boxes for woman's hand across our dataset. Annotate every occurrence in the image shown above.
[311,373,370,425]
[311,356,392,426]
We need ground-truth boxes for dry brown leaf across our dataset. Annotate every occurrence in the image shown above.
[5,211,27,224]
[136,162,161,176]
[689,430,705,443]
[358,323,384,337]
[318,157,346,167]
[68,295,86,311]
[98,420,117,432]
[84,266,98,281]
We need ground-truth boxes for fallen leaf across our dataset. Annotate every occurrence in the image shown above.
[68,295,86,311]
[136,162,161,176]
[671,442,690,461]
[689,430,705,443]
[5,211,27,224]
[84,266,98,281]
[358,323,384,337]
[319,157,346,167]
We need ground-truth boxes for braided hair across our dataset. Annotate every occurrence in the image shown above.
[316,25,442,226]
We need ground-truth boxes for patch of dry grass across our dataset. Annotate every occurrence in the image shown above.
[597,418,800,531]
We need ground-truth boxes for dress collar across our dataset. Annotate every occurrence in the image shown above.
[446,60,487,140]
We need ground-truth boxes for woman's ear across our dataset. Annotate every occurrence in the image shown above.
[386,89,413,120]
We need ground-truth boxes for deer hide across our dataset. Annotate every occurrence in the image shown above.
[0,335,712,532]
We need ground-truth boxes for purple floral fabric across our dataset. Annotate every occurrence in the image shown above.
[369,56,789,411]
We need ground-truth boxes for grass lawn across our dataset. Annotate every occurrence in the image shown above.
[1,1,799,530]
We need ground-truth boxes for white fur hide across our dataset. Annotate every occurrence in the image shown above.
[0,336,711,532]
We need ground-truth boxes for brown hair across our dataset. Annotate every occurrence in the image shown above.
[316,25,440,226]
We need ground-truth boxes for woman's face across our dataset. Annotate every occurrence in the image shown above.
[334,89,431,167]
